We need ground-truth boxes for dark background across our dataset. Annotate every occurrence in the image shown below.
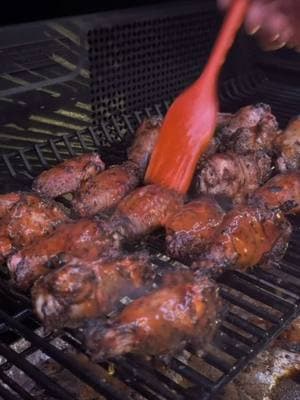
[0,1,176,26]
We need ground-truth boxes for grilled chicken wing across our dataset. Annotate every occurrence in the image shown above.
[193,151,272,203]
[84,275,221,360]
[0,193,68,262]
[218,103,278,148]
[111,184,183,239]
[32,252,154,329]
[0,192,21,218]
[127,117,162,172]
[249,171,300,214]
[165,197,225,262]
[8,218,118,290]
[71,161,140,217]
[275,116,300,172]
[193,205,291,276]
[33,152,105,198]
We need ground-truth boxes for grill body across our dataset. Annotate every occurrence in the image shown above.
[0,1,299,399]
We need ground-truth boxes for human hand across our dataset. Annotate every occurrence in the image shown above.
[218,0,300,51]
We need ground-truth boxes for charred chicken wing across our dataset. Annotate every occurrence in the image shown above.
[84,275,221,360]
[165,197,225,262]
[193,205,291,276]
[111,184,183,239]
[72,161,140,217]
[0,193,68,262]
[193,151,272,203]
[32,252,154,329]
[8,217,118,290]
[33,152,105,198]
[275,116,300,172]
[127,117,162,172]
[249,171,300,214]
[218,103,278,148]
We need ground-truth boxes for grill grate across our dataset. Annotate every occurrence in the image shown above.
[0,116,299,399]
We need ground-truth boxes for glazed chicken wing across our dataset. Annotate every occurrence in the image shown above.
[71,161,140,217]
[165,197,225,262]
[127,117,162,172]
[111,184,183,239]
[193,151,272,203]
[0,192,21,218]
[249,171,300,214]
[84,275,221,360]
[0,193,68,262]
[32,252,154,329]
[218,103,278,148]
[275,116,300,172]
[193,205,291,276]
[8,217,118,290]
[33,152,105,198]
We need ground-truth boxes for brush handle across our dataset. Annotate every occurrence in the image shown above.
[203,0,248,81]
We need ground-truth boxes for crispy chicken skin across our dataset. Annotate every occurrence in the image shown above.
[165,197,225,262]
[32,252,154,329]
[193,205,291,276]
[249,171,300,214]
[0,193,68,262]
[71,161,140,217]
[84,275,221,360]
[8,218,118,290]
[0,192,21,218]
[275,116,300,172]
[111,184,184,239]
[127,117,162,172]
[194,151,272,203]
[33,152,105,198]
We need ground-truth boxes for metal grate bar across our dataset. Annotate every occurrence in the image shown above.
[202,353,231,374]
[225,312,267,338]
[0,341,74,400]
[168,358,213,390]
[0,382,20,400]
[0,369,34,400]
[220,289,279,323]
[219,325,254,347]
[221,272,293,312]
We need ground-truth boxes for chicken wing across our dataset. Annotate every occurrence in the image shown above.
[165,197,225,262]
[111,184,184,239]
[0,192,21,218]
[193,205,291,276]
[32,252,154,329]
[249,171,300,214]
[275,116,300,172]
[33,152,105,198]
[127,117,162,172]
[8,217,118,290]
[84,275,221,360]
[0,193,68,262]
[193,151,272,203]
[71,161,140,217]
[218,103,278,147]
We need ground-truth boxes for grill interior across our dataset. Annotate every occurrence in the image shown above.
[0,1,299,399]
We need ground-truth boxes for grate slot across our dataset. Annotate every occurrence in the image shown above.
[225,312,267,338]
[221,271,293,312]
[0,310,126,400]
[220,289,279,324]
[168,358,213,391]
[48,139,63,162]
[0,369,34,400]
[0,382,20,400]
[202,353,231,374]
[0,341,74,400]
[219,325,254,347]
[251,268,300,298]
[33,144,49,168]
[118,357,184,400]
[62,135,76,156]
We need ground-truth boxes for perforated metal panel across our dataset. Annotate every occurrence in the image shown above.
[89,2,221,126]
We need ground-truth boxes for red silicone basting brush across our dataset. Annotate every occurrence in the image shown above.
[145,0,249,193]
